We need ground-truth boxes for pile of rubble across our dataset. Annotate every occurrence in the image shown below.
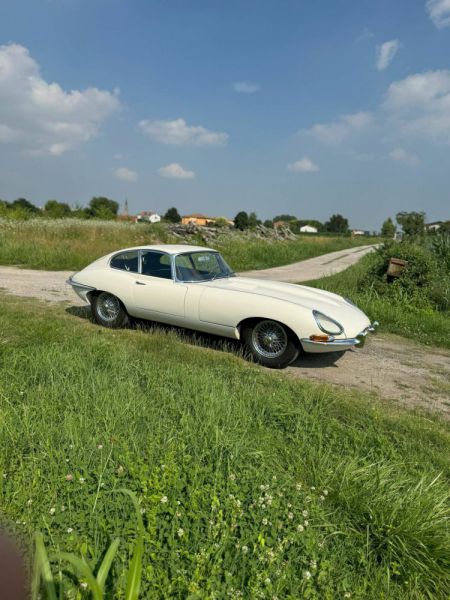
[167,222,297,244]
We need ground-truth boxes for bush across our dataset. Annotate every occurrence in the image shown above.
[359,242,441,308]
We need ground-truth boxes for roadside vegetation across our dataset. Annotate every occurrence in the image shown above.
[308,234,450,349]
[0,218,379,272]
[1,295,449,598]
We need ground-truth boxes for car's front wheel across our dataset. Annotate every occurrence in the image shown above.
[242,319,299,369]
[92,292,129,328]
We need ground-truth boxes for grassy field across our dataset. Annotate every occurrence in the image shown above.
[1,294,449,598]
[307,252,450,350]
[0,218,379,272]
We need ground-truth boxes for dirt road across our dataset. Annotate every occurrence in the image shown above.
[1,246,449,417]
[241,244,377,282]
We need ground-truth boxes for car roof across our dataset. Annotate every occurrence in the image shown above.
[109,244,216,256]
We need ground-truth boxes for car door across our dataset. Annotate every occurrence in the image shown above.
[133,250,187,319]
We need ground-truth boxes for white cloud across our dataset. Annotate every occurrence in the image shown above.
[376,40,401,71]
[233,81,261,94]
[0,43,120,155]
[388,148,420,166]
[303,111,373,145]
[115,167,138,182]
[426,0,450,28]
[139,118,228,146]
[287,157,319,172]
[384,70,450,142]
[158,163,195,179]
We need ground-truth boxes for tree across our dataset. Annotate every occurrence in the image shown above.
[396,211,425,237]
[381,217,396,238]
[234,211,249,230]
[163,207,181,223]
[44,200,72,218]
[324,214,349,234]
[10,198,40,214]
[248,212,260,228]
[87,197,119,220]
[263,219,273,228]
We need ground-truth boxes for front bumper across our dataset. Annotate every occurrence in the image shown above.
[300,321,379,354]
[66,276,96,303]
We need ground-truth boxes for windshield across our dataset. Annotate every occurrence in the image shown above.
[175,251,234,282]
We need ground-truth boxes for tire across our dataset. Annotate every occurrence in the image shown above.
[91,292,129,329]
[242,319,299,369]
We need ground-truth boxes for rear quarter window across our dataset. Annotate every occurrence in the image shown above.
[110,251,139,272]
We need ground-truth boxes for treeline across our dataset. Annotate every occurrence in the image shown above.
[233,211,352,234]
[0,197,119,220]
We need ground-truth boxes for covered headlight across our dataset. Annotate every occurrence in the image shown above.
[312,310,344,335]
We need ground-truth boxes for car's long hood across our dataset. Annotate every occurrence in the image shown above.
[206,277,347,311]
[204,276,369,335]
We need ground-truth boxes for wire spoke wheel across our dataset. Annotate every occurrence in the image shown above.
[252,320,288,359]
[96,293,121,322]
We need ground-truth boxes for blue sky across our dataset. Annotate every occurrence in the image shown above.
[0,0,449,228]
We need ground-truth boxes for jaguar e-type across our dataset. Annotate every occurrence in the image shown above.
[67,244,377,368]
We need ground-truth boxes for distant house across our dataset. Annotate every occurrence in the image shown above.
[135,211,161,224]
[352,229,366,236]
[425,221,442,232]
[181,213,215,226]
[299,225,318,233]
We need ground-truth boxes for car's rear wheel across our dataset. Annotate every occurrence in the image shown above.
[92,292,129,328]
[242,319,299,369]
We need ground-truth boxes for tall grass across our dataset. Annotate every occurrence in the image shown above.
[0,218,379,271]
[1,295,449,597]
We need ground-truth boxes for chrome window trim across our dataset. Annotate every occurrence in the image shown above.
[312,309,344,336]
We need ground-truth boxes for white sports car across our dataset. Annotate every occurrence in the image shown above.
[67,244,377,368]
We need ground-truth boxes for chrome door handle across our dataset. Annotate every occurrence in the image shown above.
[135,281,146,285]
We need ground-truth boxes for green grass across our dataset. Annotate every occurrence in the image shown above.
[306,252,450,350]
[0,218,379,272]
[1,295,449,598]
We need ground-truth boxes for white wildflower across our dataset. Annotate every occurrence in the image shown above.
[296,482,302,491]
[288,512,294,520]
[297,524,304,533]
[320,495,325,501]
[80,582,88,590]
[160,495,168,504]
[303,570,312,580]
[304,520,309,527]
[310,559,317,569]
[229,473,236,481]
[302,510,309,518]
[323,489,328,496]
[177,528,184,537]
[262,518,268,526]
[264,577,271,585]
[79,477,85,484]
[67,527,73,534]
[49,507,56,515]
[27,499,32,506]
[241,545,248,554]
[97,444,103,450]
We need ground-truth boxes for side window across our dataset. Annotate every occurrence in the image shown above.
[110,251,139,272]
[141,251,172,280]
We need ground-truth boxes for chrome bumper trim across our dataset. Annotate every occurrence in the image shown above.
[66,276,96,291]
[301,337,360,350]
[301,321,379,351]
